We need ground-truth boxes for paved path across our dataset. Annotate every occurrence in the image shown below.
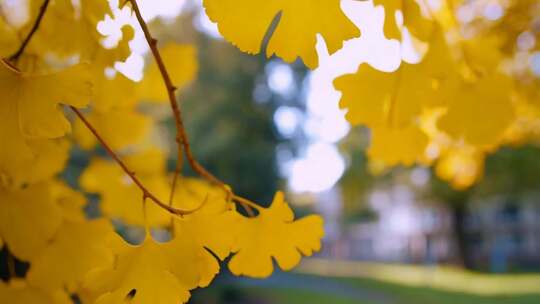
[226,271,396,304]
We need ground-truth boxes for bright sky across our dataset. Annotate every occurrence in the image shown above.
[286,0,401,193]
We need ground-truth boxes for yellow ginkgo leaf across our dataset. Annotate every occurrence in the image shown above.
[0,279,71,304]
[92,72,137,112]
[435,146,485,190]
[27,0,122,62]
[171,177,228,210]
[0,61,90,187]
[0,182,62,260]
[90,25,134,70]
[334,35,454,128]
[80,150,171,226]
[334,62,438,127]
[137,43,198,103]
[228,192,324,278]
[172,178,238,260]
[0,139,70,189]
[50,181,88,221]
[85,232,216,304]
[374,0,433,41]
[462,36,503,74]
[167,225,221,288]
[27,219,114,293]
[0,16,18,57]
[368,125,429,166]
[73,109,151,150]
[203,0,360,69]
[0,60,92,138]
[438,74,516,147]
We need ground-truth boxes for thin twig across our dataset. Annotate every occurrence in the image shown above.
[9,0,50,61]
[70,106,202,216]
[128,0,258,215]
[128,3,243,187]
[128,0,216,192]
[168,162,181,206]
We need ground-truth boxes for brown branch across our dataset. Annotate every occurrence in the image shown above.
[70,106,202,216]
[168,156,181,207]
[9,0,50,61]
[128,0,227,188]
[128,0,257,215]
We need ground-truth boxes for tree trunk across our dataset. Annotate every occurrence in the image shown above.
[452,202,475,270]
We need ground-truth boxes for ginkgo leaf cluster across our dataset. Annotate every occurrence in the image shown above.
[0,1,324,303]
[203,0,540,189]
[2,0,540,303]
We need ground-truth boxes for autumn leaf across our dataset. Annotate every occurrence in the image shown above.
[85,232,217,304]
[50,181,88,221]
[368,125,429,166]
[171,178,238,260]
[0,182,62,260]
[438,74,516,147]
[374,0,433,41]
[228,192,324,278]
[0,279,71,304]
[27,219,114,293]
[0,16,18,57]
[334,34,453,128]
[0,60,92,138]
[80,149,171,226]
[435,146,486,190]
[203,0,360,69]
[91,72,137,112]
[73,109,151,150]
[0,61,91,187]
[0,139,70,189]
[28,0,119,61]
[137,43,198,102]
[461,36,504,75]
[167,226,221,289]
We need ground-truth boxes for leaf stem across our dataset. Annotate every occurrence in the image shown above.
[70,106,202,216]
[9,0,50,61]
[386,64,403,127]
[232,195,261,215]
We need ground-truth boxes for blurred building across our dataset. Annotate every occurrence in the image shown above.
[317,186,540,273]
[318,184,456,264]
[467,195,540,272]
[345,185,454,264]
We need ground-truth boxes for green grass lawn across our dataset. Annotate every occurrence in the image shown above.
[191,258,540,304]
[339,276,540,304]
[191,272,540,304]
[242,277,540,304]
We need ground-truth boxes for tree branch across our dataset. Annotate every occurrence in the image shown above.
[128,1,228,188]
[70,106,202,216]
[9,0,50,61]
[128,0,258,215]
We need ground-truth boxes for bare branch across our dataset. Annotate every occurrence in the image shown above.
[9,0,50,61]
[70,106,203,216]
